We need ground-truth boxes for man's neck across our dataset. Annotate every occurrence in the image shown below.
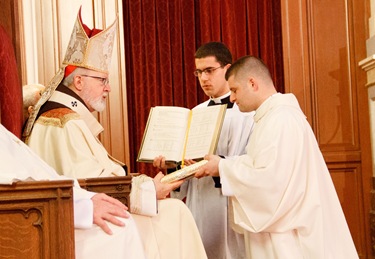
[210,91,230,100]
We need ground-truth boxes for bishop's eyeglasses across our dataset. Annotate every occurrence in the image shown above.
[80,75,110,85]
[194,66,223,77]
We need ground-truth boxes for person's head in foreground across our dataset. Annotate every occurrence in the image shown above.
[225,55,277,112]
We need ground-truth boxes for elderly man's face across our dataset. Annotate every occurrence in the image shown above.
[78,72,110,112]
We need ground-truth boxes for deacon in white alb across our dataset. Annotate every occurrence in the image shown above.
[196,55,359,259]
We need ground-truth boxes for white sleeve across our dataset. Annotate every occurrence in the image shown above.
[219,159,234,196]
[72,186,96,228]
[139,180,158,216]
[130,175,158,216]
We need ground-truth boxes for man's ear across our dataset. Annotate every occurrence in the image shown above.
[73,75,84,91]
[249,78,258,90]
[223,63,231,77]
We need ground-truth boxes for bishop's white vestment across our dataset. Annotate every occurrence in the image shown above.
[26,86,207,259]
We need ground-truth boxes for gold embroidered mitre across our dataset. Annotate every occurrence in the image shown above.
[23,8,118,139]
[63,9,117,74]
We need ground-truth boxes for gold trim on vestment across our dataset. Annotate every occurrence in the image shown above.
[37,111,80,128]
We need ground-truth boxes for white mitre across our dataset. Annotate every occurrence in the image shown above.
[23,7,118,139]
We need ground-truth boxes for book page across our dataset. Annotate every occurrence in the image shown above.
[137,106,190,162]
[184,105,226,160]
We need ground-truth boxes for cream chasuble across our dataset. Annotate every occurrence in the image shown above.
[26,88,207,259]
[27,89,157,215]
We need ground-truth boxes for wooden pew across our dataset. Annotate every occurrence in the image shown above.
[0,176,133,258]
[0,180,75,258]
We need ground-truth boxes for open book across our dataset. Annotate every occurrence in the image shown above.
[137,105,226,163]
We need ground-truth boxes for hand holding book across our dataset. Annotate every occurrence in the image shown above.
[153,155,179,170]
[160,160,208,183]
[137,105,226,164]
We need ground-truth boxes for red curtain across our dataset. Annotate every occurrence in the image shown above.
[123,0,284,175]
[0,25,23,138]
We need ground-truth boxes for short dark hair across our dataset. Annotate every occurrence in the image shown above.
[195,42,232,66]
[225,55,272,82]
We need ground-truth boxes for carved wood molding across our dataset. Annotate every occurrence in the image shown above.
[359,55,375,91]
[79,176,132,206]
[0,180,75,259]
[0,208,43,257]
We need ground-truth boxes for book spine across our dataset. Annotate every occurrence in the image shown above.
[161,160,208,183]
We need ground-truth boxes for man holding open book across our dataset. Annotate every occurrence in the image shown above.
[153,42,254,259]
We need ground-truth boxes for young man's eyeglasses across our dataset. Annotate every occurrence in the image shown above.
[194,66,223,77]
[80,75,109,85]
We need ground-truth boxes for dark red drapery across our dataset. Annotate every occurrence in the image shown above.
[0,25,23,138]
[123,0,284,175]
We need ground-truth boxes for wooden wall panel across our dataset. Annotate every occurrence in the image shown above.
[310,0,359,155]
[281,0,313,120]
[330,164,367,255]
[282,0,372,257]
